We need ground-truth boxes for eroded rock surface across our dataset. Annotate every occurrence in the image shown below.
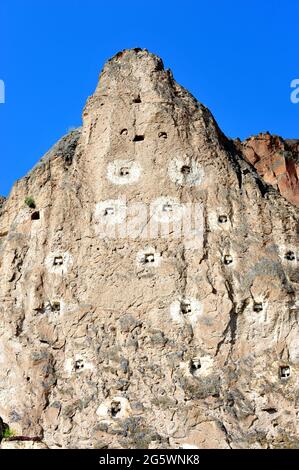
[1,439,48,449]
[0,49,298,449]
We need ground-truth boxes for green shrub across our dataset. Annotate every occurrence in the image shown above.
[25,197,36,209]
[3,427,15,438]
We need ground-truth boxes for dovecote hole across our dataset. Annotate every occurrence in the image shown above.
[190,358,201,374]
[51,301,60,312]
[119,167,130,176]
[53,256,63,266]
[280,365,290,380]
[133,95,141,104]
[104,207,114,216]
[224,255,233,265]
[253,302,263,312]
[120,129,128,136]
[133,135,144,142]
[285,251,295,261]
[143,253,155,264]
[181,300,192,315]
[162,203,173,212]
[75,359,84,371]
[158,132,167,139]
[31,211,40,221]
[218,215,228,224]
[181,165,191,175]
[110,400,121,418]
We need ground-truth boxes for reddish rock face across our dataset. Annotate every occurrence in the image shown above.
[235,133,299,207]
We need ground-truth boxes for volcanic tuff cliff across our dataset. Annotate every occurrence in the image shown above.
[0,48,299,449]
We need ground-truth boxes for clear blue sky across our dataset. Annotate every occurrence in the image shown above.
[0,0,298,196]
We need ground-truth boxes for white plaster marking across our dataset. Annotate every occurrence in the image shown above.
[45,251,73,275]
[195,355,214,377]
[279,244,297,263]
[181,355,214,378]
[136,247,162,268]
[95,199,126,225]
[168,158,204,186]
[107,160,141,185]
[170,297,203,327]
[96,396,131,422]
[152,196,185,223]
[64,354,94,377]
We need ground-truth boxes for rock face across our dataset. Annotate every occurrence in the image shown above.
[235,134,299,207]
[0,48,298,449]
[1,439,48,449]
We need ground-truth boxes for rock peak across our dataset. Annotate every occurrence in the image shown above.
[92,47,171,104]
[0,50,298,450]
[107,47,165,68]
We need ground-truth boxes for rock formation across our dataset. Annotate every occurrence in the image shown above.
[235,134,299,208]
[0,48,298,449]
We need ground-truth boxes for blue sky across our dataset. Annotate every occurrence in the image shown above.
[0,0,298,196]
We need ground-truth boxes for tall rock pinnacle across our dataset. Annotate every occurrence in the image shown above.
[0,48,298,449]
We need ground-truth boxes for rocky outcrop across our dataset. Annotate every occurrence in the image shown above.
[235,134,299,207]
[1,439,48,449]
[0,49,298,449]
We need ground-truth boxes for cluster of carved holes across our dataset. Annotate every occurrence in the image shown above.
[132,95,141,104]
[181,165,191,175]
[121,130,167,139]
[119,167,130,176]
[121,130,167,140]
[162,203,173,212]
[280,366,290,379]
[104,207,114,216]
[142,253,155,264]
[224,255,233,265]
[75,359,84,371]
[181,300,191,315]
[190,358,201,374]
[53,256,63,266]
[158,132,167,139]
[218,215,228,223]
[133,135,144,142]
[110,401,121,418]
[51,301,60,312]
[285,251,296,261]
[31,211,40,221]
[253,302,263,312]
